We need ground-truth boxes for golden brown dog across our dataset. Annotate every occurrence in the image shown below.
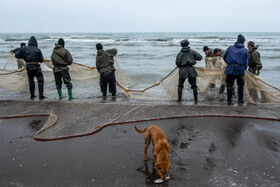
[135,125,170,180]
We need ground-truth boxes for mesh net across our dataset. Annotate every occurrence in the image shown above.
[0,55,280,104]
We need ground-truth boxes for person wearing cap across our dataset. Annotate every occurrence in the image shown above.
[247,41,262,75]
[51,38,73,100]
[96,43,118,97]
[176,39,202,103]
[15,36,45,99]
[223,34,249,105]
[10,43,26,69]
[203,46,214,57]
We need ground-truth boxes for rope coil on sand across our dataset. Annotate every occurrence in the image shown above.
[1,113,279,141]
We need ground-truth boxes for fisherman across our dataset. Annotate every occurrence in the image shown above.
[176,39,202,103]
[51,38,73,100]
[247,41,262,101]
[10,43,26,69]
[203,46,214,57]
[247,41,262,75]
[223,34,249,105]
[96,43,117,97]
[213,48,225,57]
[15,36,45,99]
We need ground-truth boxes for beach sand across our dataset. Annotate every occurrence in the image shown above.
[1,100,280,186]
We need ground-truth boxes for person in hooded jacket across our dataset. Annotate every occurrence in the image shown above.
[10,43,26,69]
[96,43,117,97]
[51,38,73,100]
[223,34,249,105]
[176,39,203,103]
[15,36,45,99]
[247,41,262,75]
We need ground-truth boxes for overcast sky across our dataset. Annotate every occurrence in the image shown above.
[0,0,279,33]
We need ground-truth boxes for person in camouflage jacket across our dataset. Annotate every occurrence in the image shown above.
[51,38,73,100]
[96,43,117,97]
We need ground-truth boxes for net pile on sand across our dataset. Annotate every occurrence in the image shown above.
[0,55,279,104]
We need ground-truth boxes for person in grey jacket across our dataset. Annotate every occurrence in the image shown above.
[176,39,203,103]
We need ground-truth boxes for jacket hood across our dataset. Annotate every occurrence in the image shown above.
[54,44,64,49]
[181,46,191,53]
[97,49,104,56]
[234,41,244,48]
[28,36,38,47]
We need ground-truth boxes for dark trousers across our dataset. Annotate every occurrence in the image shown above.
[178,77,197,90]
[54,70,72,90]
[100,71,116,96]
[26,64,44,96]
[226,74,244,102]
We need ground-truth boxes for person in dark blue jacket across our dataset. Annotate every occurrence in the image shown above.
[15,36,45,99]
[223,34,249,105]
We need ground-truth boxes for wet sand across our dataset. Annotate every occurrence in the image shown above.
[0,100,280,186]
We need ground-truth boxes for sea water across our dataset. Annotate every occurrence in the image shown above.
[0,32,279,95]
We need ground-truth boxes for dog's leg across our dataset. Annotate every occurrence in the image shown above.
[144,134,151,161]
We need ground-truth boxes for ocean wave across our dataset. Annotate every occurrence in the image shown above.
[5,38,29,42]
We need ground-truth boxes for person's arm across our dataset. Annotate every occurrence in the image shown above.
[245,50,249,70]
[175,53,182,67]
[106,49,117,56]
[15,48,23,59]
[11,48,19,54]
[193,51,202,61]
[253,51,262,70]
[65,50,73,65]
[38,49,44,63]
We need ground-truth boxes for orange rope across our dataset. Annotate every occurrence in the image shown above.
[124,67,178,92]
[1,113,279,141]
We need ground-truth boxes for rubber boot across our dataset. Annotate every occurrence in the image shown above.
[227,86,232,105]
[219,84,225,94]
[57,89,62,100]
[177,88,183,102]
[38,83,45,100]
[238,86,244,105]
[193,89,198,104]
[29,83,36,99]
[68,89,73,100]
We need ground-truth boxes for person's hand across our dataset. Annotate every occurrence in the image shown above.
[10,50,13,54]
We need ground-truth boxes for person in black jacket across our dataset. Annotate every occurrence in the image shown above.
[10,43,26,69]
[15,36,45,99]
[176,39,202,103]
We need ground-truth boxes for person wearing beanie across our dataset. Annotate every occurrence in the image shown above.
[203,46,214,57]
[16,36,45,99]
[176,39,202,103]
[247,41,262,75]
[96,43,118,97]
[10,42,26,69]
[51,38,73,100]
[223,34,249,105]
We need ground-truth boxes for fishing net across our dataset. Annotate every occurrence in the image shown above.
[0,54,135,92]
[0,55,280,104]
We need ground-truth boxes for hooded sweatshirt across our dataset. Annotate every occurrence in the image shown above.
[223,42,249,76]
[176,46,202,78]
[51,44,73,73]
[15,36,43,63]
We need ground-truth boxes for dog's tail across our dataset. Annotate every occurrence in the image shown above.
[134,126,147,133]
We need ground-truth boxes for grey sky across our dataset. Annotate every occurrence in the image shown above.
[0,0,279,33]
